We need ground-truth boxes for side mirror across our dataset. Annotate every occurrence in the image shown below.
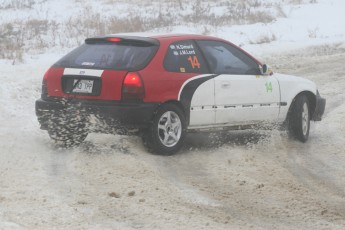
[260,64,273,76]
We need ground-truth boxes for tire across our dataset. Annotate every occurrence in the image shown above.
[142,104,186,155]
[47,109,88,147]
[287,95,310,142]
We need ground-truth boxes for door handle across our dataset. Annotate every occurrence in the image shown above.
[221,82,231,88]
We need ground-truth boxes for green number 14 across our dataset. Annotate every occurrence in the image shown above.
[265,82,273,92]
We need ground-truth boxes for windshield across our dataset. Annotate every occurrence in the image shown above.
[54,43,158,71]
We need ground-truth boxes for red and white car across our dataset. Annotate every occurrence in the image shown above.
[36,34,325,155]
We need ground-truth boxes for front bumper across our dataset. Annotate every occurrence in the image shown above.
[312,92,326,121]
[35,97,159,132]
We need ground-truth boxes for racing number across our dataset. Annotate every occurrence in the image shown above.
[188,55,200,69]
[265,82,273,93]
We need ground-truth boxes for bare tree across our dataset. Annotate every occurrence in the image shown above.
[177,0,183,10]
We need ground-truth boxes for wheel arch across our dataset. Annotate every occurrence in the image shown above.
[154,100,189,124]
[286,91,316,121]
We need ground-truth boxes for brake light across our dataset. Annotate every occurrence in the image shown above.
[122,72,145,101]
[107,37,122,42]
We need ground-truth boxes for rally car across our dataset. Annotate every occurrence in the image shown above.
[35,34,326,155]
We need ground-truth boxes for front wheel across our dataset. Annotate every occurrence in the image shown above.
[142,104,186,155]
[287,95,310,142]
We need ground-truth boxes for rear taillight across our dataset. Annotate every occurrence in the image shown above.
[41,70,49,98]
[122,72,145,101]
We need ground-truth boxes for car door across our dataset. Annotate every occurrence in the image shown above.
[163,40,215,127]
[197,40,280,125]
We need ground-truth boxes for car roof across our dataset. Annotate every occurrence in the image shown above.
[86,33,261,65]
[91,33,224,42]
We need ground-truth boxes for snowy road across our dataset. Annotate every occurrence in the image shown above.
[1,44,345,229]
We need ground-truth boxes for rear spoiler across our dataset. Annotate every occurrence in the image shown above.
[85,36,160,47]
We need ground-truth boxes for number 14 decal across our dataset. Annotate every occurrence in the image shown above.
[265,82,273,92]
[188,56,200,69]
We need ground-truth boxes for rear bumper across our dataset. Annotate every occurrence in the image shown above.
[35,97,159,132]
[312,93,326,121]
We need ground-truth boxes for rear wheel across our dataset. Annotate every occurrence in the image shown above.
[287,95,310,142]
[142,104,186,155]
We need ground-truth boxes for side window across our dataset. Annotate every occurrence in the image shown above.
[164,40,208,73]
[197,40,260,75]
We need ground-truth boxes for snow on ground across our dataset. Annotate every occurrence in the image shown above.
[1,0,345,229]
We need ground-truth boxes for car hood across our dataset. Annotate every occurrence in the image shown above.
[273,73,316,87]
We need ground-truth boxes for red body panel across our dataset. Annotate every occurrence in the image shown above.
[99,70,127,100]
[46,67,65,97]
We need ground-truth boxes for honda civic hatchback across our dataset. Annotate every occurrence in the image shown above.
[36,34,326,155]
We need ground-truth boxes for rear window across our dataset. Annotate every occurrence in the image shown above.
[54,43,158,71]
